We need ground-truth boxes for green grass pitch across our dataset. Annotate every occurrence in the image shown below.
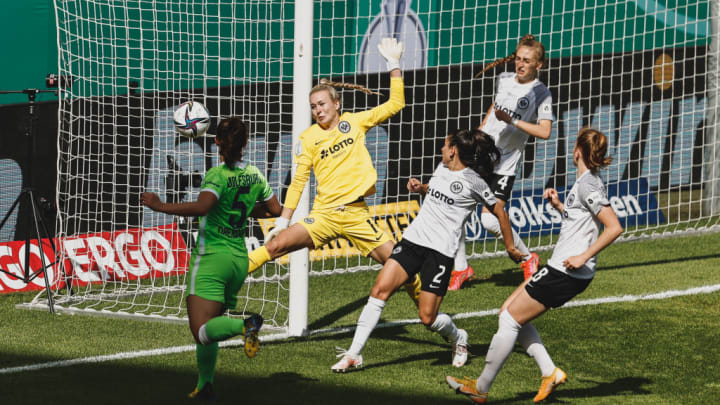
[1,231,719,404]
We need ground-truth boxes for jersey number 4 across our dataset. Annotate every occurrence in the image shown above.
[497,175,510,190]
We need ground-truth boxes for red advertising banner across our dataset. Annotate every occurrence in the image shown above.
[0,223,189,294]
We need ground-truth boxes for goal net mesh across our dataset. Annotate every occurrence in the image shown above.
[43,0,718,331]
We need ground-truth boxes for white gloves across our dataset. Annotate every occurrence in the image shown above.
[265,216,289,244]
[377,37,404,72]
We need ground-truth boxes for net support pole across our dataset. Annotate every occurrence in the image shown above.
[288,0,313,337]
[705,0,720,217]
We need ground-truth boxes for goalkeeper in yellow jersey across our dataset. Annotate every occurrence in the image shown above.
[248,38,421,303]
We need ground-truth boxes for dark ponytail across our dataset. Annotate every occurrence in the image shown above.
[448,129,500,178]
[215,117,249,169]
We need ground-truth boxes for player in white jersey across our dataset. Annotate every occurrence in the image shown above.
[449,35,554,290]
[446,128,623,404]
[331,129,524,373]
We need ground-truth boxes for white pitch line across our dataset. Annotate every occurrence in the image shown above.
[2,283,719,375]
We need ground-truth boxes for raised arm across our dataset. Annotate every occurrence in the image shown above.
[495,109,552,140]
[250,195,282,218]
[141,191,217,217]
[406,177,428,196]
[355,38,406,126]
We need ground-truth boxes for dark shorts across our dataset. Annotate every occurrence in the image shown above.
[389,238,454,297]
[525,265,592,308]
[487,173,517,202]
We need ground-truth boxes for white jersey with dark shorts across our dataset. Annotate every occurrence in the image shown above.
[526,170,610,308]
[547,170,610,279]
[482,72,554,176]
[392,163,496,296]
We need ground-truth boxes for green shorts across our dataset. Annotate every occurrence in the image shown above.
[186,251,249,309]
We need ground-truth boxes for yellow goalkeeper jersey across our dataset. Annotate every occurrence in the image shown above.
[284,76,405,210]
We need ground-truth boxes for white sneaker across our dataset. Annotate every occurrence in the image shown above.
[452,329,469,368]
[330,347,363,373]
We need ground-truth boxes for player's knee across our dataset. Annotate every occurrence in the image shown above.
[370,284,393,301]
[189,327,202,344]
[418,310,437,327]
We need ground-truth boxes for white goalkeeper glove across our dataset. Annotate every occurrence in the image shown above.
[265,216,289,244]
[377,37,404,72]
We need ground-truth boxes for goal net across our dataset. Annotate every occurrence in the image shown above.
[32,0,718,334]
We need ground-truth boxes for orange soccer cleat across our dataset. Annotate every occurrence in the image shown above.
[448,266,475,291]
[521,253,540,280]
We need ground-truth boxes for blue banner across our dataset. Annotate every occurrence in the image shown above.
[465,178,665,240]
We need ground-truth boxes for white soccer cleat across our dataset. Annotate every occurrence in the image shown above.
[452,329,469,368]
[331,347,363,373]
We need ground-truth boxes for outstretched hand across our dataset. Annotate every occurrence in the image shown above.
[543,188,562,211]
[506,247,525,264]
[407,178,423,193]
[265,216,289,244]
[377,38,404,71]
[563,255,587,271]
[140,192,163,211]
[494,108,512,124]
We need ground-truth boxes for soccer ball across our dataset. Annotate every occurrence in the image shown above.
[173,101,211,138]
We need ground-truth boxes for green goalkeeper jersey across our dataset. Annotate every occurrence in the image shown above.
[195,162,273,256]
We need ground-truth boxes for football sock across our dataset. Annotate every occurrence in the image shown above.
[203,316,246,343]
[476,310,521,393]
[430,312,459,343]
[518,322,556,377]
[196,342,218,390]
[248,246,271,273]
[454,247,468,271]
[480,212,531,259]
[348,296,386,356]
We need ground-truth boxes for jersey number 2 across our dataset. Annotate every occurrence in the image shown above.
[431,265,446,288]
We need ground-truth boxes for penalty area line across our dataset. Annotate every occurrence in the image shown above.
[2,283,719,375]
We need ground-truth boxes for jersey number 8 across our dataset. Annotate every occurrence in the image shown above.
[530,266,549,283]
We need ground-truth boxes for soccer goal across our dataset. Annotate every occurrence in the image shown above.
[23,0,719,336]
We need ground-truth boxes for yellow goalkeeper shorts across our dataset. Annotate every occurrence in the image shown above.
[298,202,392,256]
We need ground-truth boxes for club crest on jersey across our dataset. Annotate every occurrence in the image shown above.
[304,217,315,224]
[392,245,402,254]
[567,193,575,207]
[450,181,463,194]
[517,97,530,109]
[338,120,351,133]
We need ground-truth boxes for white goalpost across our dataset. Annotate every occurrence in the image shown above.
[21,0,719,336]
[288,0,313,337]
